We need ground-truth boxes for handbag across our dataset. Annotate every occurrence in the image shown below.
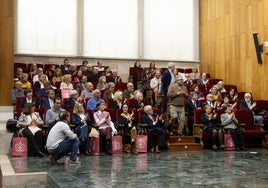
[136,135,148,153]
[12,133,28,157]
[111,135,123,154]
[6,119,19,133]
[224,133,236,151]
[89,127,99,138]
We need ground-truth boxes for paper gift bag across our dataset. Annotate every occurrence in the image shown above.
[111,135,122,154]
[136,135,148,153]
[90,137,100,156]
[12,135,28,157]
[224,133,236,151]
[61,89,71,100]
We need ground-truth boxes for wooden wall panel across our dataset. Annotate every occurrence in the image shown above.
[200,0,268,100]
[0,0,14,105]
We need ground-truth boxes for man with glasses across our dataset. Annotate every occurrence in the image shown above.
[11,81,25,104]
[167,75,188,136]
[45,97,65,128]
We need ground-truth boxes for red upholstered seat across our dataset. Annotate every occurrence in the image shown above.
[234,109,265,147]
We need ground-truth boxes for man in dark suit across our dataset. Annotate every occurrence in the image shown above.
[185,92,201,135]
[40,89,55,109]
[142,105,166,153]
[161,62,176,112]
[107,69,122,83]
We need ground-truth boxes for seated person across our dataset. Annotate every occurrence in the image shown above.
[199,105,224,151]
[96,76,107,91]
[197,72,209,85]
[132,91,146,111]
[80,82,94,101]
[71,103,92,156]
[60,74,73,90]
[142,105,166,153]
[65,90,82,110]
[46,111,80,165]
[103,82,115,100]
[75,75,88,92]
[122,82,135,99]
[107,69,122,83]
[40,89,55,109]
[117,103,138,154]
[220,105,247,151]
[45,97,65,128]
[18,103,45,157]
[86,89,105,111]
[220,95,237,110]
[93,102,113,154]
[19,88,37,108]
[11,81,25,104]
[20,73,32,89]
[239,92,264,124]
[110,91,126,110]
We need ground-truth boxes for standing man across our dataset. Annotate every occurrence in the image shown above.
[167,75,188,136]
[46,111,80,165]
[161,62,176,112]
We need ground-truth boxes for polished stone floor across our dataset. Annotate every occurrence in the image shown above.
[10,149,268,188]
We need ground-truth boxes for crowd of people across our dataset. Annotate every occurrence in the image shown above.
[11,59,265,165]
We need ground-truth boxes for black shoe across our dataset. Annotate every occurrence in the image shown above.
[240,147,247,151]
[106,140,111,150]
[85,151,91,156]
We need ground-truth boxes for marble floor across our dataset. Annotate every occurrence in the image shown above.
[9,149,268,188]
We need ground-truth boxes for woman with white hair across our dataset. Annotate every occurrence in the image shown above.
[103,82,115,99]
[142,105,166,153]
[132,91,146,110]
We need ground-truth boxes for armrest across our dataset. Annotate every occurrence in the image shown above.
[193,123,203,138]
[254,123,264,131]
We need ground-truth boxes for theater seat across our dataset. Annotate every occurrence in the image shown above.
[234,109,265,147]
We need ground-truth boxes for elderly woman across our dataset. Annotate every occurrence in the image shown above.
[18,103,45,157]
[199,105,224,151]
[117,103,138,154]
[110,91,126,110]
[60,74,73,90]
[132,91,146,111]
[142,105,166,153]
[71,103,92,156]
[103,82,115,100]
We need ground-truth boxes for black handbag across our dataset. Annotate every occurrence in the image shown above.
[6,119,19,133]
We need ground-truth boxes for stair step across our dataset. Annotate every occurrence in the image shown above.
[169,136,196,143]
[169,143,202,151]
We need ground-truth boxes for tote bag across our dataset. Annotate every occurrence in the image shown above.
[136,135,148,153]
[111,135,123,154]
[224,133,236,151]
[12,134,28,157]
[90,137,100,156]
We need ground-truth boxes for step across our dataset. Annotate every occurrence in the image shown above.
[169,143,202,151]
[0,130,13,154]
[169,136,196,143]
